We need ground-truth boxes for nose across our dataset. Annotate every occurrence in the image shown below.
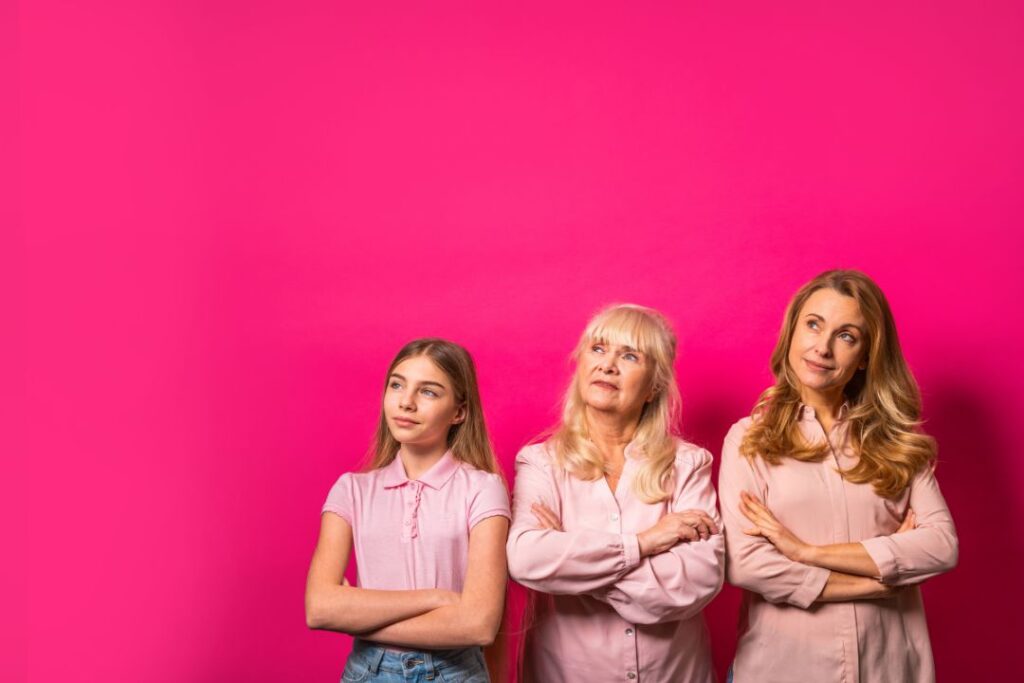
[399,392,416,411]
[813,336,833,358]
[598,355,619,374]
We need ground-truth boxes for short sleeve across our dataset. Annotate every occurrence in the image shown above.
[467,473,511,530]
[321,473,355,526]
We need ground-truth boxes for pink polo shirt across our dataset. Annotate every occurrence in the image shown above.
[507,439,725,683]
[321,451,511,592]
[719,409,959,683]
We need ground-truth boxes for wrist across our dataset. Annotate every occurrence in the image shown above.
[797,543,820,565]
[637,531,651,558]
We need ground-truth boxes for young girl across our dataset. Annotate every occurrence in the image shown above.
[719,270,958,682]
[305,338,510,683]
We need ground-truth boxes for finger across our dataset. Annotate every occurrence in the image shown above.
[742,527,763,537]
[538,507,562,530]
[533,505,560,529]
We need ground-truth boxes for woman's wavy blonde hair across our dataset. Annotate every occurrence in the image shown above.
[740,269,936,498]
[548,304,681,504]
[368,338,500,475]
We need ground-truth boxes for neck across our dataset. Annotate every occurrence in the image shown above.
[584,405,641,458]
[800,387,846,427]
[397,441,448,480]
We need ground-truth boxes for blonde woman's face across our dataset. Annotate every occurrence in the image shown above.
[577,340,656,418]
[787,288,868,400]
[383,355,464,450]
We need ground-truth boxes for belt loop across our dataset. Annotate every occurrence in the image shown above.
[366,644,385,675]
[423,651,436,680]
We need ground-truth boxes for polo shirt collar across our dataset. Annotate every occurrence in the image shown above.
[381,449,460,490]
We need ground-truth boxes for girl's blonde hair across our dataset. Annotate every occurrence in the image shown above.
[368,338,499,474]
[740,269,936,498]
[548,304,681,503]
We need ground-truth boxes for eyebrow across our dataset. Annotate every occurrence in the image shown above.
[804,313,865,335]
[389,373,447,389]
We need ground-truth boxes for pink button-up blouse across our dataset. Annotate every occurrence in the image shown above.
[322,451,511,592]
[507,440,725,682]
[719,409,959,683]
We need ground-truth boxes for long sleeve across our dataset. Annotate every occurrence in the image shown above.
[506,445,642,594]
[594,447,725,625]
[860,463,959,585]
[719,421,829,608]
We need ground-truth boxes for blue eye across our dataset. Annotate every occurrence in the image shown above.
[592,344,605,354]
[839,332,857,343]
[623,352,639,362]
[421,388,438,398]
[389,381,402,390]
[807,320,819,330]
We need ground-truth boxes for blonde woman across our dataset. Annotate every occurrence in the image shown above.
[719,270,958,683]
[507,304,724,682]
[306,339,509,683]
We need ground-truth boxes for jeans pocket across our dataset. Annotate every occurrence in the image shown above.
[340,653,372,683]
[438,650,489,683]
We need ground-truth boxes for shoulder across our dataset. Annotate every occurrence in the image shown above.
[670,439,714,471]
[723,417,756,447]
[454,461,507,489]
[514,441,556,469]
[329,468,381,493]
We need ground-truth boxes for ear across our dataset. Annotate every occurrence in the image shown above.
[451,404,467,425]
[646,384,660,404]
[858,355,868,371]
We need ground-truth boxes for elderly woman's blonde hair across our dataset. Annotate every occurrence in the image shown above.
[549,304,681,503]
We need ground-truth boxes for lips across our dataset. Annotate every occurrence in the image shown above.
[591,380,619,391]
[804,358,834,372]
[392,417,420,427]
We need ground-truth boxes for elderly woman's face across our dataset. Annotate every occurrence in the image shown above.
[577,340,655,418]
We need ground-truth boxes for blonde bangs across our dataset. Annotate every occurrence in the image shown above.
[550,304,681,504]
[578,305,672,365]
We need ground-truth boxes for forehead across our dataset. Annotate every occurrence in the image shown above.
[799,288,866,326]
[391,355,451,385]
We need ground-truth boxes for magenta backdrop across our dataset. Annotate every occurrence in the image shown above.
[21,2,1024,681]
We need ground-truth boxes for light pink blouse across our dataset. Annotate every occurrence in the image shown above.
[719,409,959,683]
[322,451,511,592]
[507,440,725,682]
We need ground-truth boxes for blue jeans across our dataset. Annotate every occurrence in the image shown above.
[341,639,489,682]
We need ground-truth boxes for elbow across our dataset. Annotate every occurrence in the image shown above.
[305,593,326,630]
[939,533,960,574]
[466,613,502,647]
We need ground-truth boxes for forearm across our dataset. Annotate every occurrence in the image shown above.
[305,585,448,633]
[597,538,724,624]
[814,571,898,602]
[801,542,881,578]
[359,599,499,648]
[506,526,640,593]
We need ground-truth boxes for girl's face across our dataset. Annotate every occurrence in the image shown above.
[787,288,868,402]
[383,355,464,451]
[577,340,656,418]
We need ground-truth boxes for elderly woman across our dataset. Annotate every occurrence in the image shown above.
[507,304,725,682]
[719,270,958,682]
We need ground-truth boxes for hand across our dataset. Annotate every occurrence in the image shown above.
[531,502,563,531]
[739,491,813,563]
[638,510,719,557]
[896,509,916,533]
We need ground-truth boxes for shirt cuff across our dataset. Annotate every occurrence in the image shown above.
[860,537,899,583]
[622,533,642,570]
[790,565,830,609]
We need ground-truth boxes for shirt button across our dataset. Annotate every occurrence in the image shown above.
[627,673,636,680]
[625,628,634,636]
[610,513,620,522]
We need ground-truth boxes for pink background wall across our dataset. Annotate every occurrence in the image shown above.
[20,2,1024,681]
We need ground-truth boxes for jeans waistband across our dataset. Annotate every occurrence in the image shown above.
[350,638,482,677]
